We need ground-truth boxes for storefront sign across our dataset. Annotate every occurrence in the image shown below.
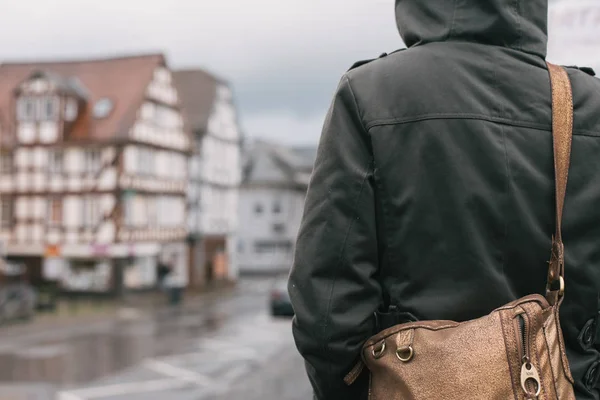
[45,245,60,257]
[91,244,109,256]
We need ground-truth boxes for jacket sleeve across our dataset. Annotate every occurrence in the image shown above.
[288,74,382,400]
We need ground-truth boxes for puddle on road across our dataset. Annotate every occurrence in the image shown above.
[0,309,226,386]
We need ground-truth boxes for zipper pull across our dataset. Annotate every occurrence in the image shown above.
[520,356,541,398]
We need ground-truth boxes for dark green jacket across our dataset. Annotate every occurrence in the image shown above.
[288,0,600,399]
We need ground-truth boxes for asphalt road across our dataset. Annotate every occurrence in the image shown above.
[0,278,313,400]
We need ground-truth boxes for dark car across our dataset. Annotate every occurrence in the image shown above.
[269,277,294,317]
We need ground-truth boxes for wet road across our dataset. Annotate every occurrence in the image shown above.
[0,278,313,400]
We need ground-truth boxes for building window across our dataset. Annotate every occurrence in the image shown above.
[84,149,101,174]
[82,197,100,227]
[48,150,64,174]
[254,240,293,254]
[137,147,154,175]
[48,197,63,225]
[40,96,58,121]
[0,152,12,174]
[254,203,263,215]
[273,199,282,214]
[64,98,78,121]
[272,223,286,234]
[146,197,157,227]
[17,97,36,121]
[0,198,13,228]
[122,193,135,227]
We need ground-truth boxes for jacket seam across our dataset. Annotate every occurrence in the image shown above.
[513,0,523,53]
[322,169,370,382]
[366,114,549,131]
[447,0,458,40]
[344,74,369,139]
[373,165,394,307]
[322,74,374,384]
[365,114,600,137]
[500,125,511,296]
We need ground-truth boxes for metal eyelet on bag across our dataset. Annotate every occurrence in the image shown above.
[372,341,386,359]
[396,345,414,362]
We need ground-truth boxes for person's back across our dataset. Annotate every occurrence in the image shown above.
[288,0,600,399]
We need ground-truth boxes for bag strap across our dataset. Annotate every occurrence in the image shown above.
[546,62,574,305]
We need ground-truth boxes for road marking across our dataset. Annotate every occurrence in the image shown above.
[197,338,261,361]
[208,365,253,396]
[56,378,190,399]
[142,358,214,386]
[56,392,85,400]
[55,359,214,399]
[221,364,252,382]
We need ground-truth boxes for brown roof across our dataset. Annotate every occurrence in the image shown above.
[0,53,165,145]
[172,69,225,136]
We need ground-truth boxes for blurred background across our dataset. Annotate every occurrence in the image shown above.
[0,0,595,399]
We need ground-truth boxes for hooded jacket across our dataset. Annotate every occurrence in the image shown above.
[288,0,600,399]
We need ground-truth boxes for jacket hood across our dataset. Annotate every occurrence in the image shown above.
[395,0,548,58]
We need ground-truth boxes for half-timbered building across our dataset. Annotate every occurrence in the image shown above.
[173,69,242,287]
[0,54,191,292]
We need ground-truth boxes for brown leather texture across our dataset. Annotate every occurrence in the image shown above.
[344,63,576,399]
[546,62,573,290]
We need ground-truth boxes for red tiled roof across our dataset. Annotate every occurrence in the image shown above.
[0,53,165,146]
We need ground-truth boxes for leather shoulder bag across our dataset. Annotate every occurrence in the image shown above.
[344,62,576,400]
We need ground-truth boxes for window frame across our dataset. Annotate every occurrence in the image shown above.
[17,96,36,121]
[64,98,78,121]
[0,152,13,174]
[0,198,13,228]
[48,197,63,226]
[83,149,102,174]
[137,147,154,176]
[122,193,135,227]
[82,196,100,228]
[48,149,64,174]
[39,96,58,121]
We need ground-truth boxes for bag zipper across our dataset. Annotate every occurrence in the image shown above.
[517,313,541,399]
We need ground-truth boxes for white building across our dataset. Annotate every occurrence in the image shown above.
[237,140,316,274]
[173,70,242,287]
[0,54,191,293]
[548,0,600,72]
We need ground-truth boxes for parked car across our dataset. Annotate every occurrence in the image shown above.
[269,276,294,317]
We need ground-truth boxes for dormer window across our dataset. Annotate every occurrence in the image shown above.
[17,97,36,121]
[64,98,78,121]
[16,96,58,121]
[93,98,113,119]
[40,96,58,121]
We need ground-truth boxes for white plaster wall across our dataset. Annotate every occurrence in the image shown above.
[32,196,45,219]
[63,196,80,228]
[39,122,59,143]
[237,187,306,273]
[17,123,35,144]
[98,168,117,190]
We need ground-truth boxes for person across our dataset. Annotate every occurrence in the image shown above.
[287,1,600,399]
[156,258,171,291]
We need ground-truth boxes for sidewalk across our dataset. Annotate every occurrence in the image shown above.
[0,281,237,340]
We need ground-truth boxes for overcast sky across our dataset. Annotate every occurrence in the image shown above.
[0,0,402,145]
[0,1,583,146]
